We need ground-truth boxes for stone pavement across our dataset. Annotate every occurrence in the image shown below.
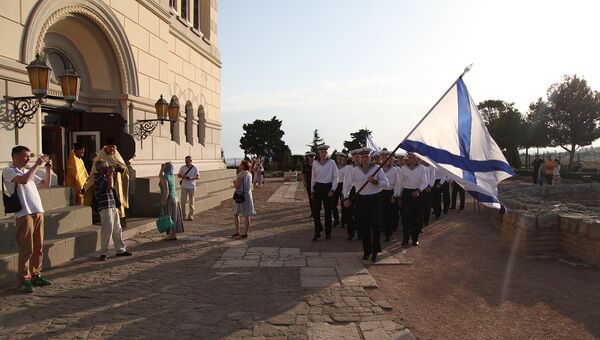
[0,179,414,339]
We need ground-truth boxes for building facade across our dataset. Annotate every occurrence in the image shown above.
[0,0,223,180]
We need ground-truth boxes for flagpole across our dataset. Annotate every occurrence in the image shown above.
[349,64,473,202]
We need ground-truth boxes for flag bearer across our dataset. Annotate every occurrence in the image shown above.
[343,148,389,262]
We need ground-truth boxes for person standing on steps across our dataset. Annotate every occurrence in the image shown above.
[2,146,53,293]
[178,156,199,221]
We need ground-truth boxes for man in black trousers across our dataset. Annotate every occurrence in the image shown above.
[450,180,465,210]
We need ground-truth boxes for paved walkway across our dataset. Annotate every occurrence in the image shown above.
[0,179,414,339]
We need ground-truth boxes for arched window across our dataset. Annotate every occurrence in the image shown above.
[185,101,194,145]
[197,105,206,146]
[170,96,180,144]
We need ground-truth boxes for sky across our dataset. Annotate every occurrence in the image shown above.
[218,0,600,159]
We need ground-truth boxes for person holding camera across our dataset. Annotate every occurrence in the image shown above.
[84,143,129,220]
[2,146,53,293]
[93,160,131,261]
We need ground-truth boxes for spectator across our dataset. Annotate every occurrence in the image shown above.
[531,154,543,185]
[232,160,255,238]
[544,156,554,185]
[160,162,185,241]
[252,160,263,189]
[65,142,88,205]
[94,160,132,260]
[2,146,53,293]
[553,159,561,185]
[178,156,199,221]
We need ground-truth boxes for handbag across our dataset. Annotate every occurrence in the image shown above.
[156,208,174,233]
[2,169,22,214]
[232,176,246,203]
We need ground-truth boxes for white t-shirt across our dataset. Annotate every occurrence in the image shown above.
[2,166,44,218]
[178,164,199,189]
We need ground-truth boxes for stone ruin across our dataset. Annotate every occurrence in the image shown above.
[481,182,600,267]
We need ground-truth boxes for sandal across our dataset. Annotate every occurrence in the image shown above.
[231,233,240,238]
[240,234,248,239]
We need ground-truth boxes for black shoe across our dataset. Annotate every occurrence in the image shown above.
[413,241,420,247]
[116,251,133,257]
[325,234,331,239]
[312,234,321,241]
[371,253,378,262]
[385,236,390,242]
[231,233,240,238]
[99,255,107,261]
[362,253,370,260]
[400,243,409,248]
[347,235,354,241]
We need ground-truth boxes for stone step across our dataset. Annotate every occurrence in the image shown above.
[0,186,232,288]
[0,205,92,251]
[135,169,236,194]
[0,186,74,219]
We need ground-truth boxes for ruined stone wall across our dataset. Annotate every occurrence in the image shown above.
[482,183,600,267]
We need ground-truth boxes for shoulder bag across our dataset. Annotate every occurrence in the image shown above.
[232,175,246,203]
[179,166,195,185]
[2,168,22,214]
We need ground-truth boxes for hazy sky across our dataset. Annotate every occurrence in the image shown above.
[219,0,600,158]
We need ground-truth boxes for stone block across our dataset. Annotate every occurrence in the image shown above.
[589,223,600,240]
[300,276,339,288]
[537,212,560,230]
[307,322,360,340]
[517,213,537,231]
[301,267,336,276]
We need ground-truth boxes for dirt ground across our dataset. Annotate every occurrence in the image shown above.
[369,205,600,340]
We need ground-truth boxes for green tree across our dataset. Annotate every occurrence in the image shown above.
[343,128,372,152]
[545,75,600,169]
[477,100,524,168]
[239,116,290,163]
[307,129,325,153]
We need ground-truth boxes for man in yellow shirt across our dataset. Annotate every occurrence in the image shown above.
[65,143,89,204]
[544,156,555,185]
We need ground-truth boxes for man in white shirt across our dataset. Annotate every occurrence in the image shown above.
[379,149,399,242]
[394,153,428,247]
[311,145,339,241]
[345,149,361,241]
[178,156,199,221]
[420,159,435,227]
[331,151,349,229]
[343,148,389,262]
[2,146,52,293]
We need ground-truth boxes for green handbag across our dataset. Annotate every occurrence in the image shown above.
[156,210,174,233]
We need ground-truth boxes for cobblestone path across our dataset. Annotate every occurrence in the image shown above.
[0,179,414,339]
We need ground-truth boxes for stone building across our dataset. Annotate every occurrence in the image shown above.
[0,0,234,286]
[0,0,224,178]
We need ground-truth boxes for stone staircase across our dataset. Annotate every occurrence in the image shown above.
[129,168,235,217]
[0,169,235,288]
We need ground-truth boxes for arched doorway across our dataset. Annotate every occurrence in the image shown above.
[22,1,138,183]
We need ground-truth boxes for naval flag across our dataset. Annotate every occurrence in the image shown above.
[366,134,381,155]
[398,76,515,213]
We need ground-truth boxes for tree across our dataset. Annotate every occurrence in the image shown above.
[477,100,525,168]
[239,116,290,164]
[307,129,325,153]
[525,98,552,150]
[545,75,600,169]
[343,129,372,152]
